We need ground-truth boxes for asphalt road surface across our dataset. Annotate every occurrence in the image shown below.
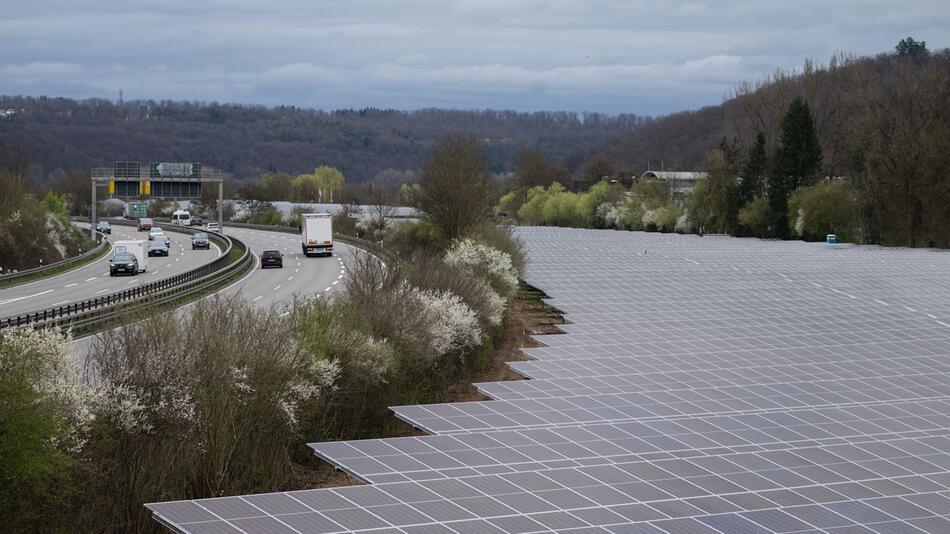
[217,226,355,312]
[0,223,221,319]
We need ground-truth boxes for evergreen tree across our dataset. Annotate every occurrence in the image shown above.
[769,98,823,238]
[774,97,823,190]
[739,132,767,205]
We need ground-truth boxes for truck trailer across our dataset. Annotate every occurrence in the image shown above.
[112,240,149,273]
[301,213,333,257]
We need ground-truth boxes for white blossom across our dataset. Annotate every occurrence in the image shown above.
[229,365,254,394]
[410,287,482,356]
[444,239,519,292]
[675,212,691,233]
[1,328,92,451]
[641,209,658,227]
[92,383,153,434]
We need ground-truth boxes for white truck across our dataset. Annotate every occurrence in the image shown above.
[112,240,149,272]
[301,213,333,257]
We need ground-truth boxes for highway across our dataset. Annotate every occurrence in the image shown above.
[216,226,355,310]
[0,222,221,319]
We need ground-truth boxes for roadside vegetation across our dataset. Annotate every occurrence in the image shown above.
[0,147,94,274]
[0,133,525,533]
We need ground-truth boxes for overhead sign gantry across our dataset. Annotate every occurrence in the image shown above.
[90,161,227,239]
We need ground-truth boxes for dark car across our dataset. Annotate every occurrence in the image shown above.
[260,250,283,268]
[110,253,139,276]
[148,239,169,256]
[96,221,112,234]
[190,216,203,227]
[191,232,210,250]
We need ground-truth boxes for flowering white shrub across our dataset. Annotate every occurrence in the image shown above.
[641,209,658,227]
[92,383,152,434]
[0,328,92,451]
[794,207,805,236]
[478,281,506,327]
[675,211,691,233]
[444,239,519,293]
[410,286,482,356]
[597,202,628,229]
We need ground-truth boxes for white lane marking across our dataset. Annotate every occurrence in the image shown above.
[337,274,343,279]
[127,280,137,284]
[332,280,339,285]
[253,296,263,302]
[279,311,290,317]
[52,300,69,306]
[0,289,55,306]
[938,321,950,328]
[175,258,180,262]
[905,306,917,312]
[95,289,110,294]
[85,277,97,282]
[288,276,294,281]
[927,313,937,319]
[65,283,78,288]
[324,287,332,292]
[294,268,299,273]
[166,264,173,268]
[875,299,889,306]
[273,285,282,291]
[151,270,160,275]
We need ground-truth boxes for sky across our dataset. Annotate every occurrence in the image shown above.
[1,0,946,116]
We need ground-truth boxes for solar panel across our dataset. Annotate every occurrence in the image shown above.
[148,227,950,532]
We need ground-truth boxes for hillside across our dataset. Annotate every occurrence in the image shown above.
[604,47,950,179]
[0,98,647,181]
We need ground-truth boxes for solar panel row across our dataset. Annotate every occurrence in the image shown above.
[149,227,950,532]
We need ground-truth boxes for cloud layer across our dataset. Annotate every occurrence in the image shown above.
[1,0,946,114]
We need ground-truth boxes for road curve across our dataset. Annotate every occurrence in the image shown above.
[0,223,221,319]
[217,226,356,311]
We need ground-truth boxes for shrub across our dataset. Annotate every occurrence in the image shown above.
[445,238,519,297]
[0,328,88,532]
[738,198,771,237]
[84,296,317,531]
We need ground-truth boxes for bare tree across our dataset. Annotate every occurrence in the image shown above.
[413,133,494,239]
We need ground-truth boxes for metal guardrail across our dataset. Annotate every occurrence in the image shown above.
[0,220,252,333]
[0,230,108,286]
[219,220,398,267]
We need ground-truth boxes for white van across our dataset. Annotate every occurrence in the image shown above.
[171,209,191,226]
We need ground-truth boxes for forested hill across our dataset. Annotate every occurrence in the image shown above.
[603,46,950,177]
[0,97,647,180]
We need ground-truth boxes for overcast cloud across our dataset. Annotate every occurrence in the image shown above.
[0,0,945,115]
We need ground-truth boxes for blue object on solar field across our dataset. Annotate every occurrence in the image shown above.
[826,233,838,245]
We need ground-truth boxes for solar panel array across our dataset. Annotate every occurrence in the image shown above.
[148,227,950,533]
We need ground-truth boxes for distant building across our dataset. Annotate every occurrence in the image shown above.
[638,170,707,202]
[0,109,16,121]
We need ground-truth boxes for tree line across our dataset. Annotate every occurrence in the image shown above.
[505,39,950,248]
[0,96,646,183]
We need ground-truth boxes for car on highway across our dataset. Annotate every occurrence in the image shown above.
[137,217,154,231]
[109,252,139,276]
[190,216,203,227]
[148,227,170,245]
[260,250,283,269]
[96,221,112,234]
[207,222,221,232]
[191,232,210,250]
[148,239,169,256]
